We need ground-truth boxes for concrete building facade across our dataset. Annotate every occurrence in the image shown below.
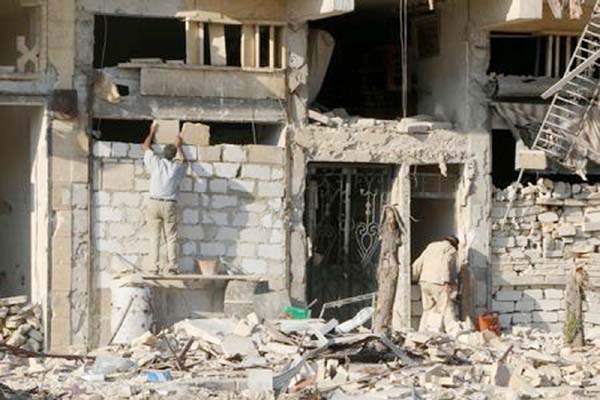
[0,0,597,351]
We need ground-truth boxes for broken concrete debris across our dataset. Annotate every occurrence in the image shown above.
[2,311,600,398]
[0,296,43,352]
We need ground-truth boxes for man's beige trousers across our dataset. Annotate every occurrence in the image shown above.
[419,282,457,333]
[147,199,178,273]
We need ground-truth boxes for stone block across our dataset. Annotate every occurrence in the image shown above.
[216,227,239,241]
[73,209,88,234]
[497,314,511,328]
[96,207,123,222]
[227,243,257,258]
[181,122,210,145]
[492,301,515,313]
[93,141,111,157]
[272,167,284,180]
[585,312,600,325]
[246,145,285,165]
[496,289,522,301]
[232,212,260,227]
[537,299,561,310]
[200,242,226,256]
[258,244,284,260]
[538,212,559,223]
[129,144,145,159]
[523,289,543,300]
[71,184,88,209]
[112,142,129,158]
[202,211,228,225]
[222,145,247,162]
[211,195,238,209]
[229,179,256,193]
[512,312,532,324]
[102,162,134,190]
[182,209,199,224]
[242,258,268,274]
[240,228,270,243]
[258,181,285,198]
[182,145,197,161]
[214,163,240,178]
[533,311,558,323]
[191,163,214,177]
[112,192,141,207]
[515,149,548,171]
[52,262,72,292]
[197,146,222,162]
[180,177,193,192]
[108,223,136,239]
[544,289,563,299]
[209,179,228,193]
[270,230,284,244]
[194,178,208,193]
[135,178,149,191]
[179,225,204,240]
[241,165,271,180]
[182,241,197,256]
[93,192,111,207]
[492,236,515,248]
[178,193,200,207]
[584,222,600,232]
[556,223,576,237]
[153,119,179,144]
[515,300,535,312]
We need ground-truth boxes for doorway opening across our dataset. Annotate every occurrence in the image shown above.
[410,164,459,328]
[304,163,393,319]
[0,105,47,301]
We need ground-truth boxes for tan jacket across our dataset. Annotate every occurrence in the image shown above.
[412,240,457,285]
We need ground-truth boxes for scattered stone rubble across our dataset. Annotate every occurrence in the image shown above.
[0,296,43,351]
[2,310,600,399]
[492,179,600,332]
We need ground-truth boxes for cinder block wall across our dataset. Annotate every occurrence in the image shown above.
[90,141,286,341]
[491,180,600,333]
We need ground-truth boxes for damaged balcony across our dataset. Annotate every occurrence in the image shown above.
[92,15,288,123]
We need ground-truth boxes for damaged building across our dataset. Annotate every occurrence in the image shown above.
[0,0,599,366]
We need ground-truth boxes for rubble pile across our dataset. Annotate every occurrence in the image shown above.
[0,296,43,351]
[2,310,600,399]
[308,108,453,134]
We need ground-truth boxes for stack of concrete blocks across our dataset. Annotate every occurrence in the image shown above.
[91,141,286,335]
[491,179,600,332]
[0,296,44,351]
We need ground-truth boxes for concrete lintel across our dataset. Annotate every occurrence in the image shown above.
[286,0,354,22]
[93,96,287,123]
[0,94,47,105]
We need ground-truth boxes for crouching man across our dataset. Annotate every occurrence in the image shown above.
[142,121,187,274]
[412,236,459,333]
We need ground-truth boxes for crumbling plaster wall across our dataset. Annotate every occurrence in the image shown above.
[492,181,600,333]
[289,120,491,328]
[90,142,286,346]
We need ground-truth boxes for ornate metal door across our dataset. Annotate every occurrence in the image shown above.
[305,164,393,316]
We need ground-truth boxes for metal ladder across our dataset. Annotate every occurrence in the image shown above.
[502,1,600,226]
[533,0,600,166]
